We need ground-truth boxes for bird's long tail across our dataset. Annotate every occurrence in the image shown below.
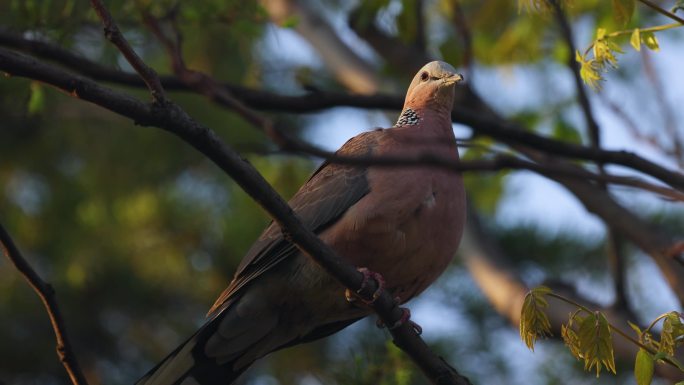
[135,322,250,385]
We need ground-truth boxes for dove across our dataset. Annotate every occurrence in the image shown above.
[138,61,466,385]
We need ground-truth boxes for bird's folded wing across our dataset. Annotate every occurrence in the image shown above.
[207,131,381,317]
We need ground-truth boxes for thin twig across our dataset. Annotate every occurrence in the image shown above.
[549,0,600,149]
[450,1,473,75]
[142,15,270,131]
[89,0,166,102]
[639,0,684,24]
[550,0,634,315]
[0,222,89,385]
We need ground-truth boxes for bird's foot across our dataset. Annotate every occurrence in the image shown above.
[345,267,385,305]
[376,305,423,335]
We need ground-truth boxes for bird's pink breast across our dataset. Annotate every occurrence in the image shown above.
[322,128,466,303]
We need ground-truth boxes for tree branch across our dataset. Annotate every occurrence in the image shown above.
[88,0,166,102]
[639,0,684,24]
[137,15,682,202]
[0,222,89,385]
[1,30,683,190]
[549,0,633,316]
[0,46,471,385]
[549,0,600,148]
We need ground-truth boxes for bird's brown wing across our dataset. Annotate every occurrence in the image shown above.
[207,131,380,317]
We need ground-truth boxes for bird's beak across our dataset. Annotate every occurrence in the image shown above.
[442,73,464,86]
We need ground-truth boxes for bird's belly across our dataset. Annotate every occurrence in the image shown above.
[324,171,466,303]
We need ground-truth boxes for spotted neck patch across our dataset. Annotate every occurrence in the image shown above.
[394,108,420,127]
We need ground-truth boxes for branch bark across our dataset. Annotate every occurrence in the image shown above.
[0,222,89,385]
[89,0,166,102]
[1,29,683,191]
[549,0,633,316]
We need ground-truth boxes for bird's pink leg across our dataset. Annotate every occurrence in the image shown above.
[344,269,423,335]
[345,267,385,304]
[375,297,423,335]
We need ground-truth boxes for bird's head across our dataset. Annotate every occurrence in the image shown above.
[403,61,463,114]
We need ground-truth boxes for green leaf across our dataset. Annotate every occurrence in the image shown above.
[577,52,602,90]
[520,286,553,351]
[628,321,643,337]
[634,349,654,385]
[630,28,641,51]
[596,28,607,40]
[593,39,620,68]
[562,322,582,360]
[612,0,636,26]
[642,32,660,51]
[660,312,684,355]
[578,312,616,377]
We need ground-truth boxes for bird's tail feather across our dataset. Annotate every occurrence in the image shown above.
[135,322,250,385]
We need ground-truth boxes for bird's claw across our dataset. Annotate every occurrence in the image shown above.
[376,307,422,335]
[345,267,385,305]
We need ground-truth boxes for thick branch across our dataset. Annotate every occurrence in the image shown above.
[136,17,682,202]
[1,30,683,191]
[0,223,89,385]
[0,47,471,385]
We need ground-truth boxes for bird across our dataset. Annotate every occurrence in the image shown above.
[137,61,467,385]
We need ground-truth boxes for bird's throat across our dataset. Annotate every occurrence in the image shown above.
[394,108,421,127]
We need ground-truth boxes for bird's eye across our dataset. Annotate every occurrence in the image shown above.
[420,71,429,81]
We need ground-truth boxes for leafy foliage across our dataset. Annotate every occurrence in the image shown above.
[522,0,681,89]
[520,286,553,350]
[576,311,616,376]
[521,288,684,384]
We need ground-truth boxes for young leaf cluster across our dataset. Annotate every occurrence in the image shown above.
[519,286,553,351]
[629,312,684,385]
[520,287,684,383]
[523,0,682,90]
[562,310,616,376]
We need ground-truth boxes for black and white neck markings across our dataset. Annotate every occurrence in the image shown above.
[394,108,421,127]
